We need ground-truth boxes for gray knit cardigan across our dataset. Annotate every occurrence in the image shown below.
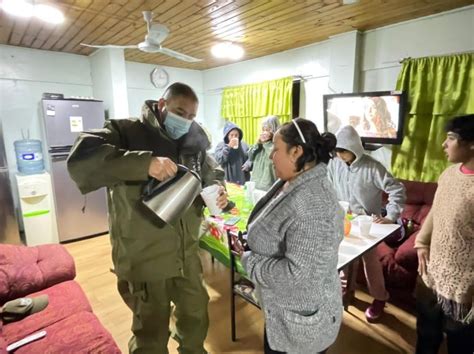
[242,163,344,353]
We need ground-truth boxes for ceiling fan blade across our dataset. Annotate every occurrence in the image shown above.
[159,47,202,62]
[80,43,138,49]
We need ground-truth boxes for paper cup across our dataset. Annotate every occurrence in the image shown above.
[231,138,239,149]
[244,181,255,203]
[201,185,222,215]
[252,189,266,204]
[358,215,372,237]
[338,201,350,214]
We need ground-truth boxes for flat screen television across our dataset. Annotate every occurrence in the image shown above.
[323,90,406,145]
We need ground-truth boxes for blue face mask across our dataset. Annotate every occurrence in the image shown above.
[163,110,192,139]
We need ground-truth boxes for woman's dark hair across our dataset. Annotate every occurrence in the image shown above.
[278,117,337,171]
[445,114,474,142]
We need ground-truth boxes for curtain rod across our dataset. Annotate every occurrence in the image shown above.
[399,50,474,63]
[205,74,329,93]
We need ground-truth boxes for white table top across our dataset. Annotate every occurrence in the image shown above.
[337,221,400,270]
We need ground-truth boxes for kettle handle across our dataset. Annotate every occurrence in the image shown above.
[177,164,201,181]
[142,164,200,201]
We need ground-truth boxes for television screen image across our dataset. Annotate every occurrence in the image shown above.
[323,91,406,145]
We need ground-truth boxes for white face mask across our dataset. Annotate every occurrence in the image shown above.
[164,110,192,139]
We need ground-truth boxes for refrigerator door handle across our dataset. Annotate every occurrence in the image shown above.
[49,145,73,154]
[50,152,70,160]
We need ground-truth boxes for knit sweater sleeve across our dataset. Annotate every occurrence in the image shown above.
[242,209,336,290]
[414,209,433,248]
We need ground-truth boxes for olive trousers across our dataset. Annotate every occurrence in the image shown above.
[118,269,209,354]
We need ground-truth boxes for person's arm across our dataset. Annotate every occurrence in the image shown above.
[67,120,153,194]
[242,209,337,291]
[327,159,335,185]
[241,141,249,160]
[373,166,406,222]
[214,142,230,165]
[414,209,433,276]
[247,143,262,161]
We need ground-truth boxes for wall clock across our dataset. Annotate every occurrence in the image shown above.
[150,67,169,88]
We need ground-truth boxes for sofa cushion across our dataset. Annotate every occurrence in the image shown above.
[400,179,437,225]
[0,244,75,304]
[12,311,120,354]
[3,280,91,344]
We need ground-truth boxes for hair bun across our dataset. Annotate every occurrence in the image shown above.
[321,132,337,151]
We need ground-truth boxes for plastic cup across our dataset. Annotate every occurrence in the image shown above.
[358,215,373,237]
[231,137,239,149]
[252,189,266,204]
[201,185,222,215]
[244,181,255,203]
[338,201,350,214]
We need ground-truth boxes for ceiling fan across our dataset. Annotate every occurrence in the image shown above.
[80,11,201,63]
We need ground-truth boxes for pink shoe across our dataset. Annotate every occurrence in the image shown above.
[365,300,385,322]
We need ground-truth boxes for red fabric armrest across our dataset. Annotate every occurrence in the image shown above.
[0,244,76,304]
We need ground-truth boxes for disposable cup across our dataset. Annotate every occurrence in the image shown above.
[338,201,350,214]
[252,189,266,204]
[358,215,373,237]
[201,185,222,215]
[231,138,239,149]
[244,181,255,203]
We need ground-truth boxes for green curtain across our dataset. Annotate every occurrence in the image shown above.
[391,53,474,182]
[220,77,293,143]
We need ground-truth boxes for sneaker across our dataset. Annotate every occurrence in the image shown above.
[365,300,385,322]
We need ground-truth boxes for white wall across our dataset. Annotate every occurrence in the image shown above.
[126,61,204,121]
[361,6,474,92]
[203,41,332,147]
[201,5,473,161]
[0,45,93,210]
[360,6,474,168]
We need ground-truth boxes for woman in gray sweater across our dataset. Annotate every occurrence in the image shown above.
[240,118,343,354]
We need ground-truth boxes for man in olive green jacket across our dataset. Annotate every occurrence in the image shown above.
[67,83,229,354]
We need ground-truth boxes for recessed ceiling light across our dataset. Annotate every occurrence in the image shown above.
[2,0,34,18]
[34,4,64,24]
[211,42,244,60]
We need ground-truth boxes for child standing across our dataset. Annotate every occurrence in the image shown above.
[414,114,474,354]
[328,125,406,322]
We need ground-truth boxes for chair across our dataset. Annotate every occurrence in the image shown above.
[226,230,260,341]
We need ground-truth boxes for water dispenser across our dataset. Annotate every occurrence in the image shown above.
[16,172,59,245]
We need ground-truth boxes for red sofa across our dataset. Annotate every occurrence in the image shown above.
[366,179,438,307]
[0,244,120,353]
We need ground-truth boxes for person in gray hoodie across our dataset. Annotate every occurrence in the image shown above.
[327,125,406,322]
[214,121,249,185]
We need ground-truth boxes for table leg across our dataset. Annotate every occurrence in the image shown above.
[343,262,355,311]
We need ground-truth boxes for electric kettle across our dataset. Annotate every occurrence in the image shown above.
[142,164,202,224]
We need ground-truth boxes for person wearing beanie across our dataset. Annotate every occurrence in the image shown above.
[215,121,249,185]
[242,115,281,191]
[327,125,406,322]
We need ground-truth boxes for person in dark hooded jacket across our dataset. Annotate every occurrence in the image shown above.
[67,82,229,354]
[214,121,249,185]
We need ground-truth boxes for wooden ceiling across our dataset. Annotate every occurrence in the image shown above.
[0,0,471,70]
